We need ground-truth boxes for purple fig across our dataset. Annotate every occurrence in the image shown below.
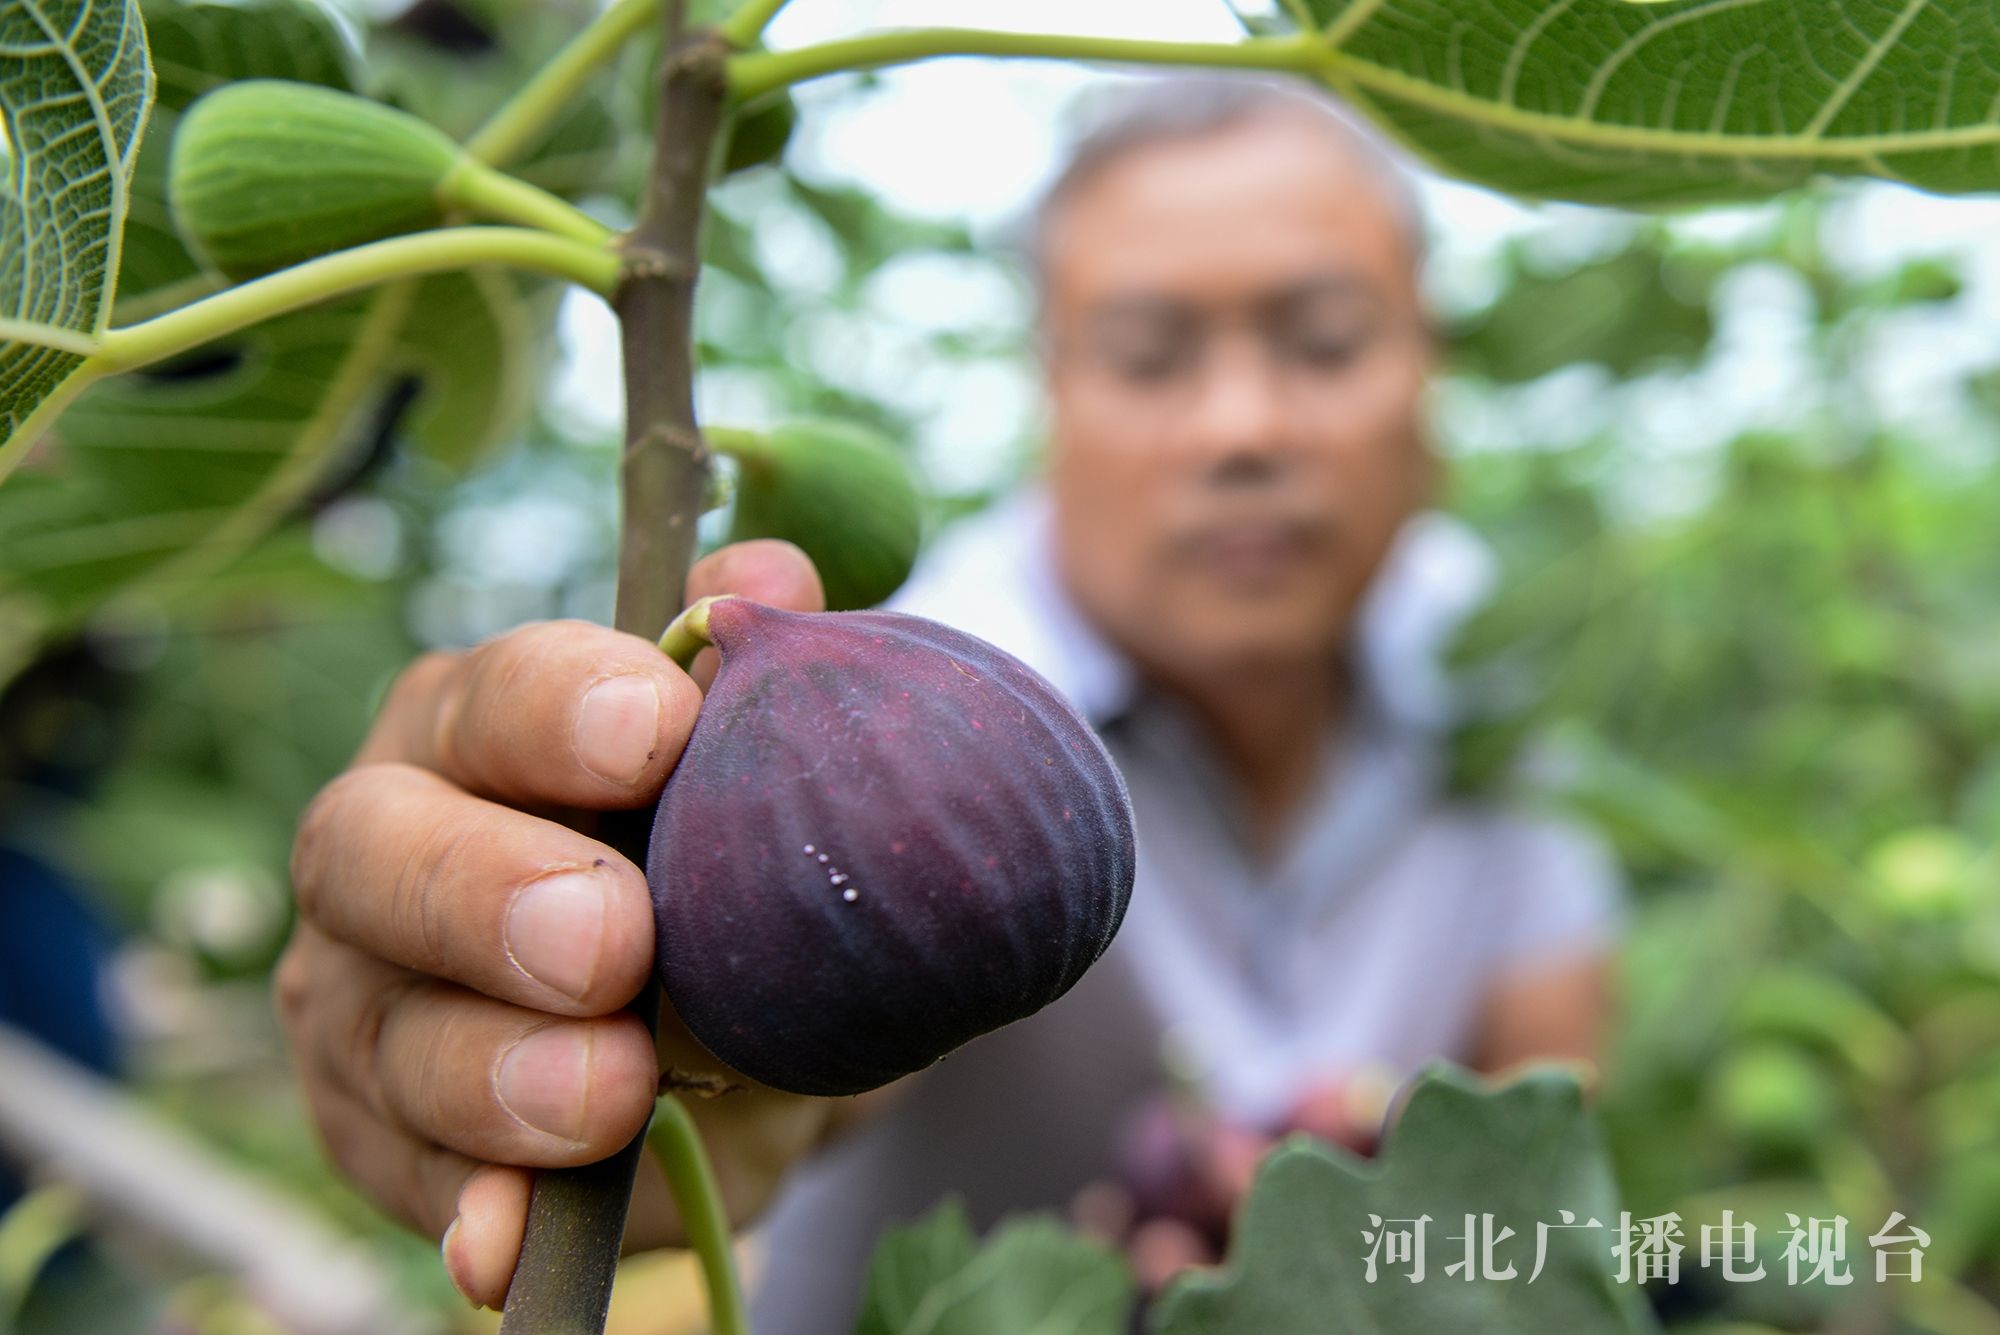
[646,597,1136,1097]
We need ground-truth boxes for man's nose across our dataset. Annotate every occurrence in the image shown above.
[1185,328,1289,475]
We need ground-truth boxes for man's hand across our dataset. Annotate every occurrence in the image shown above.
[278,540,836,1309]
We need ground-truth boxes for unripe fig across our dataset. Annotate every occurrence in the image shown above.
[721,93,796,176]
[170,81,460,279]
[714,420,923,610]
[647,597,1135,1096]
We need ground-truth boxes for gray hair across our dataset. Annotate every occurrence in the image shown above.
[1019,73,1428,293]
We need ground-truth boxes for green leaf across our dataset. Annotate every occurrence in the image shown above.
[1318,0,2000,205]
[0,2,553,672]
[1449,238,1715,382]
[119,0,356,306]
[0,288,412,639]
[1152,1066,1661,1335]
[0,1184,88,1330]
[0,0,154,462]
[857,1200,982,1335]
[855,1201,1132,1335]
[367,0,621,198]
[389,267,553,471]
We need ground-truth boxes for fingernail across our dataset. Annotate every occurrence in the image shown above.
[497,1027,593,1142]
[441,1215,480,1309]
[505,872,608,1002]
[575,675,661,784]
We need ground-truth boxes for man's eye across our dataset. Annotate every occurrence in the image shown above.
[1101,335,1194,383]
[1281,325,1371,370]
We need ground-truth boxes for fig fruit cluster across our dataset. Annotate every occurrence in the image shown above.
[647,599,1135,1097]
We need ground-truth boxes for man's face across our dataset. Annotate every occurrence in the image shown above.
[1039,111,1433,688]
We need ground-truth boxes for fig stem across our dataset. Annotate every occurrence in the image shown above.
[439,159,616,247]
[726,29,1321,103]
[646,1094,752,1335]
[465,0,663,167]
[657,595,729,669]
[96,228,620,371]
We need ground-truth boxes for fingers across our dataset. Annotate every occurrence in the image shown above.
[351,541,826,808]
[299,1065,482,1238]
[682,540,825,688]
[685,538,823,610]
[355,620,705,810]
[292,764,654,1014]
[284,928,658,1167]
[443,1165,531,1310]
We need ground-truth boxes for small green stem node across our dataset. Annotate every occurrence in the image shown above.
[658,595,732,669]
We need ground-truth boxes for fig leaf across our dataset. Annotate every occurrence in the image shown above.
[0,0,153,467]
[854,1201,1132,1335]
[1151,1065,1660,1335]
[1314,0,2000,206]
[0,4,550,681]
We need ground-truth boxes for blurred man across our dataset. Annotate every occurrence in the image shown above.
[277,76,1620,1326]
[747,77,1622,1321]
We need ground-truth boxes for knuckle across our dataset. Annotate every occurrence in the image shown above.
[291,763,426,921]
[344,975,419,1119]
[404,1005,476,1133]
[313,1097,368,1177]
[386,651,459,716]
[290,772,358,915]
[434,623,575,774]
[391,812,480,976]
[272,939,314,1024]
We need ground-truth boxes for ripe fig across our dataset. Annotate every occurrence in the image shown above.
[647,597,1135,1097]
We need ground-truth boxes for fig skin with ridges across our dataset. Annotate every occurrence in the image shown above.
[647,599,1136,1098]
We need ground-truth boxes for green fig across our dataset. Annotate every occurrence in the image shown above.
[721,93,796,176]
[170,80,461,279]
[713,420,924,611]
[1707,1042,1836,1153]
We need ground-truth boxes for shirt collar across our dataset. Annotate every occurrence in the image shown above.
[886,487,1496,735]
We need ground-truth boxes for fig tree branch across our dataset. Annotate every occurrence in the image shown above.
[726,28,1320,102]
[497,4,733,1332]
[610,14,730,640]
